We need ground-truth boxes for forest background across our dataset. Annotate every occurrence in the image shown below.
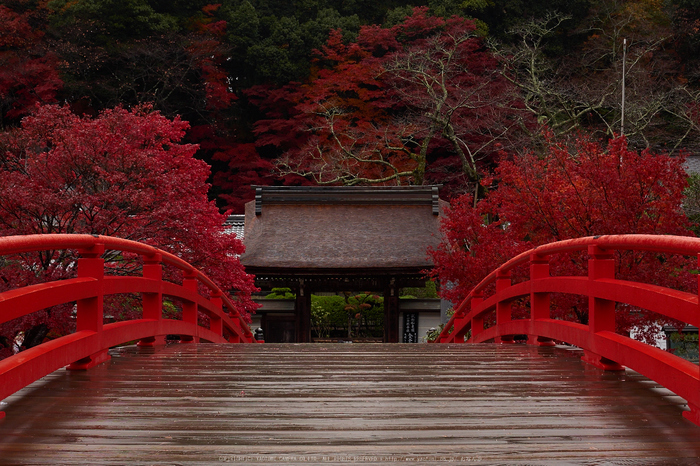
[5,0,700,210]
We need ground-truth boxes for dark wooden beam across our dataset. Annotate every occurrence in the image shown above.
[248,267,430,292]
[253,185,441,216]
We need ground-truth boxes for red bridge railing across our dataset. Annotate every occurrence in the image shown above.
[435,234,700,426]
[0,234,257,418]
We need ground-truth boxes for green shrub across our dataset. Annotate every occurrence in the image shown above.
[265,288,295,299]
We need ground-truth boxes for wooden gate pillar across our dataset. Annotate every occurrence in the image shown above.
[295,279,311,343]
[384,278,400,343]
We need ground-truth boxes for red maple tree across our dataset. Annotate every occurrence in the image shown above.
[0,104,257,353]
[209,82,315,213]
[430,133,694,341]
[216,7,529,209]
[0,4,62,124]
[188,4,237,112]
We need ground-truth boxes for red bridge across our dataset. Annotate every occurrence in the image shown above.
[0,234,256,419]
[436,234,700,425]
[2,234,700,463]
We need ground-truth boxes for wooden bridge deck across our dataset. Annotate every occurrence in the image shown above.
[1,343,700,465]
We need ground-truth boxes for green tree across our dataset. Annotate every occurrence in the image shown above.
[47,0,180,42]
[465,0,591,40]
[264,287,296,299]
[311,301,332,339]
[341,292,383,339]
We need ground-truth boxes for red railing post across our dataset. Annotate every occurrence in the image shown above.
[227,308,242,343]
[587,245,616,332]
[451,305,469,343]
[495,270,514,344]
[68,242,111,370]
[142,253,163,320]
[210,290,224,337]
[75,243,105,333]
[684,253,700,424]
[179,270,199,343]
[137,253,165,347]
[581,245,623,370]
[529,253,555,346]
[470,292,484,341]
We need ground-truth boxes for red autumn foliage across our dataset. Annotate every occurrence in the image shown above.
[215,7,528,208]
[211,141,278,213]
[0,5,62,123]
[189,4,236,111]
[430,133,694,342]
[0,104,258,350]
[205,82,314,213]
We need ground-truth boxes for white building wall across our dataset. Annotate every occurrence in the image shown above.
[400,312,442,343]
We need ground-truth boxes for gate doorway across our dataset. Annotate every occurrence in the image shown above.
[261,314,296,343]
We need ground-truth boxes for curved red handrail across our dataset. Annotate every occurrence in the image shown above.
[0,234,257,417]
[434,234,700,426]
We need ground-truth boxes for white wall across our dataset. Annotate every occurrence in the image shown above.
[400,312,441,343]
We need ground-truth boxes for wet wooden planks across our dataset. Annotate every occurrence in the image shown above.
[1,343,700,465]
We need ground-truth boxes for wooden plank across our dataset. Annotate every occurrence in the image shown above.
[1,343,700,465]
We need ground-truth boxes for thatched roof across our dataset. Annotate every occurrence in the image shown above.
[240,186,444,272]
